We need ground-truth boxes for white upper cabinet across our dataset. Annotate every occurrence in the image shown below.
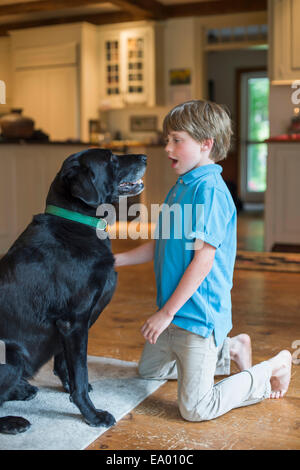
[9,23,99,142]
[99,22,164,109]
[13,44,79,142]
[269,0,300,83]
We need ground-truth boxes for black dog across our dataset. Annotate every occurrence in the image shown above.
[0,148,146,434]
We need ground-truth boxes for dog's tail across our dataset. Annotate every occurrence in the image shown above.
[0,339,32,434]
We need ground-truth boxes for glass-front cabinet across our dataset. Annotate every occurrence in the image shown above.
[99,23,162,108]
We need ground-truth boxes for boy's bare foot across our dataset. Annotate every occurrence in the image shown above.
[229,334,252,371]
[268,350,292,399]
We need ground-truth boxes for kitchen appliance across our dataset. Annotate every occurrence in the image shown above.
[0,108,35,139]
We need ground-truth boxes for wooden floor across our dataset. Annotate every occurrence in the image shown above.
[86,237,300,451]
[237,210,265,252]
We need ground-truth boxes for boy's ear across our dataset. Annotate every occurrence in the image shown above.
[201,138,214,151]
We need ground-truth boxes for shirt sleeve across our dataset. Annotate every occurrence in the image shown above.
[189,187,232,248]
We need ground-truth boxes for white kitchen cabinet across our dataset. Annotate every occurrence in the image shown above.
[11,40,80,141]
[9,23,99,142]
[264,142,300,250]
[99,22,164,109]
[268,0,300,83]
[14,65,79,142]
[0,150,16,252]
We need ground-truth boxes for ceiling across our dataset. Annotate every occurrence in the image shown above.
[0,0,267,36]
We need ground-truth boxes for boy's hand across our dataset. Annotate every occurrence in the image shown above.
[141,309,174,345]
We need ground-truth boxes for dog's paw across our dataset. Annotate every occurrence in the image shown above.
[85,410,116,428]
[0,416,31,434]
[8,382,38,402]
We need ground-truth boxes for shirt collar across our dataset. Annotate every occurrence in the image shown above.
[178,164,222,185]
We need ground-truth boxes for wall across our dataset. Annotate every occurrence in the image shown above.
[207,48,268,148]
[269,85,297,135]
[81,23,100,141]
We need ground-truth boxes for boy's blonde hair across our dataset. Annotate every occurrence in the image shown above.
[163,100,233,162]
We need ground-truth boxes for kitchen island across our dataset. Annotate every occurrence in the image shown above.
[265,138,300,251]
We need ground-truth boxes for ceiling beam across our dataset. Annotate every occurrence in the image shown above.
[0,1,268,36]
[0,1,115,16]
[109,1,166,19]
[0,11,145,37]
[165,0,267,18]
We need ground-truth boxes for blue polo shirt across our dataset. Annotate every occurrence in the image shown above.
[154,164,237,346]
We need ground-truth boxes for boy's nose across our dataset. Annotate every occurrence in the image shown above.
[165,142,172,153]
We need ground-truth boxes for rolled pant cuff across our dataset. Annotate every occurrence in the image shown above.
[244,360,273,402]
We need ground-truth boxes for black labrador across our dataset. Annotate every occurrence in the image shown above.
[0,148,146,434]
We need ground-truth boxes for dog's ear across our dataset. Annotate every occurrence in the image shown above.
[69,174,102,206]
[68,149,110,206]
[60,152,82,179]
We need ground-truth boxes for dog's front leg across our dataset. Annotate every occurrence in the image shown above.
[54,351,93,393]
[56,319,115,427]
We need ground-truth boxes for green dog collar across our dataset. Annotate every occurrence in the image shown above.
[45,204,108,231]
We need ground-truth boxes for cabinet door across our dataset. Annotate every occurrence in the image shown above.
[274,146,300,244]
[290,0,300,72]
[14,66,79,141]
[0,149,16,254]
[99,26,156,108]
[99,32,123,108]
[121,28,154,105]
[269,0,300,82]
[265,144,300,250]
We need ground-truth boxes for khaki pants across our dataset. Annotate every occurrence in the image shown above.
[138,324,272,421]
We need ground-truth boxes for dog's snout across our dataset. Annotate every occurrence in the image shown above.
[140,155,147,164]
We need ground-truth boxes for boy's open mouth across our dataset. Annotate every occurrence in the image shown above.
[169,156,178,167]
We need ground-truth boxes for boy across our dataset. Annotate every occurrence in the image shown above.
[114,100,292,421]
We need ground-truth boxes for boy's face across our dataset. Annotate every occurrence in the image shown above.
[165,130,214,175]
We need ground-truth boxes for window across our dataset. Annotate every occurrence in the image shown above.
[240,71,269,202]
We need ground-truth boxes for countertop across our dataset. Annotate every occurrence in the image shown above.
[0,138,163,148]
[265,134,300,142]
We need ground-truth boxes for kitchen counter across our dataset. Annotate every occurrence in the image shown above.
[265,134,300,142]
[265,140,300,251]
[0,138,164,148]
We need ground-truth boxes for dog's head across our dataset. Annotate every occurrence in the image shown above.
[47,148,147,209]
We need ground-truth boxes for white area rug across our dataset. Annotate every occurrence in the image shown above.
[0,356,166,450]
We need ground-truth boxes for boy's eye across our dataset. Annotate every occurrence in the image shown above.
[165,136,181,144]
